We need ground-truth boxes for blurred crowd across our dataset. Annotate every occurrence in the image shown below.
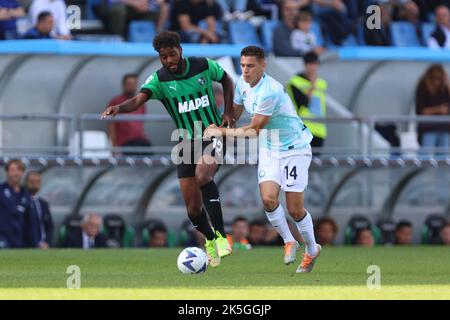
[1,0,450,52]
[1,158,448,250]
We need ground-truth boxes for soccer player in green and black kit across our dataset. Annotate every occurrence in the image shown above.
[101,31,234,267]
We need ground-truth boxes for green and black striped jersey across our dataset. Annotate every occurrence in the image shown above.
[140,57,225,139]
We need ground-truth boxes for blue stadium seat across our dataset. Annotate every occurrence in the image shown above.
[198,19,226,42]
[390,22,420,47]
[311,21,324,47]
[261,20,278,52]
[228,20,262,46]
[421,22,435,46]
[128,21,156,43]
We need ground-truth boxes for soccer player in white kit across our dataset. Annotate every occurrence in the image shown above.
[204,46,321,273]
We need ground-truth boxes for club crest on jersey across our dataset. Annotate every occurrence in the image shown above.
[197,77,205,85]
[178,94,210,113]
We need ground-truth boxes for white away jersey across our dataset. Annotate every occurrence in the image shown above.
[233,73,313,156]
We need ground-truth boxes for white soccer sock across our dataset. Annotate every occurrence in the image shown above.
[295,211,318,256]
[265,204,296,244]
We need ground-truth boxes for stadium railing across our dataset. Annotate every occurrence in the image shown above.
[1,113,450,161]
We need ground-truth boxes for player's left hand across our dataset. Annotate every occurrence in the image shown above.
[204,124,222,139]
[220,113,236,128]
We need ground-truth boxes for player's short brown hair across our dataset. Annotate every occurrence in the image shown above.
[241,46,265,60]
[5,159,26,172]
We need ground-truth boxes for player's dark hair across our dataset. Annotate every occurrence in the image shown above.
[395,220,412,232]
[37,11,52,23]
[303,51,319,64]
[153,31,181,52]
[241,46,265,60]
[122,73,138,84]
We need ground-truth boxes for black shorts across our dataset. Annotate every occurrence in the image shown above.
[175,138,227,179]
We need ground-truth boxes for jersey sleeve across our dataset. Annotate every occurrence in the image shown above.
[233,77,244,105]
[255,90,278,116]
[207,58,225,82]
[139,72,160,100]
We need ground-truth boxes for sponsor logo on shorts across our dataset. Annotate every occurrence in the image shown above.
[259,170,265,178]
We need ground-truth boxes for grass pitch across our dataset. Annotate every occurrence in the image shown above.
[0,247,449,299]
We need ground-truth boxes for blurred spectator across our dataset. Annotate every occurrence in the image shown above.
[64,213,107,249]
[265,226,284,245]
[25,171,53,249]
[273,0,304,57]
[22,10,53,39]
[0,0,25,40]
[354,227,375,246]
[314,216,338,245]
[170,0,223,43]
[428,5,450,48]
[107,73,152,156]
[364,0,393,46]
[226,216,251,249]
[0,159,38,249]
[179,219,205,247]
[109,0,169,39]
[440,223,450,245]
[248,219,267,246]
[311,0,351,46]
[394,220,413,245]
[28,0,71,39]
[415,64,450,155]
[291,10,325,55]
[148,223,168,247]
[286,51,327,156]
[391,0,420,24]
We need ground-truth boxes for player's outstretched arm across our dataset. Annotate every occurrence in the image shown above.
[205,113,270,139]
[101,92,148,119]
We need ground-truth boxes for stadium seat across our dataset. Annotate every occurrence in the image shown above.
[103,214,135,248]
[421,22,435,46]
[58,215,83,247]
[344,215,381,245]
[356,21,366,46]
[311,21,324,47]
[261,20,278,52]
[198,19,226,42]
[376,218,396,245]
[422,214,447,244]
[128,21,156,43]
[140,219,178,247]
[228,20,262,46]
[390,22,420,47]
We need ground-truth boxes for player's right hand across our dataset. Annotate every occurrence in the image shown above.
[101,105,120,119]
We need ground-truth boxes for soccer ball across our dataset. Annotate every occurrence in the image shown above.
[177,247,208,274]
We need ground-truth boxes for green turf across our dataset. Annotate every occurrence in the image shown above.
[0,247,449,299]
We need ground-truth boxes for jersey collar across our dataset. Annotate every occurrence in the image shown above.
[251,73,266,90]
[174,57,190,78]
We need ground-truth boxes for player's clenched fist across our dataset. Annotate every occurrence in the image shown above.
[203,124,223,139]
[101,105,120,119]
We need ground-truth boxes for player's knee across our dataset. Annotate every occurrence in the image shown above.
[288,208,305,221]
[262,196,278,212]
[195,172,212,187]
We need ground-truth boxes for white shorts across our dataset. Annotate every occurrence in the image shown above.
[258,148,312,192]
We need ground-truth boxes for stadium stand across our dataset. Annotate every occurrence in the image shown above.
[128,21,156,43]
[102,213,135,248]
[422,214,448,245]
[390,21,421,47]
